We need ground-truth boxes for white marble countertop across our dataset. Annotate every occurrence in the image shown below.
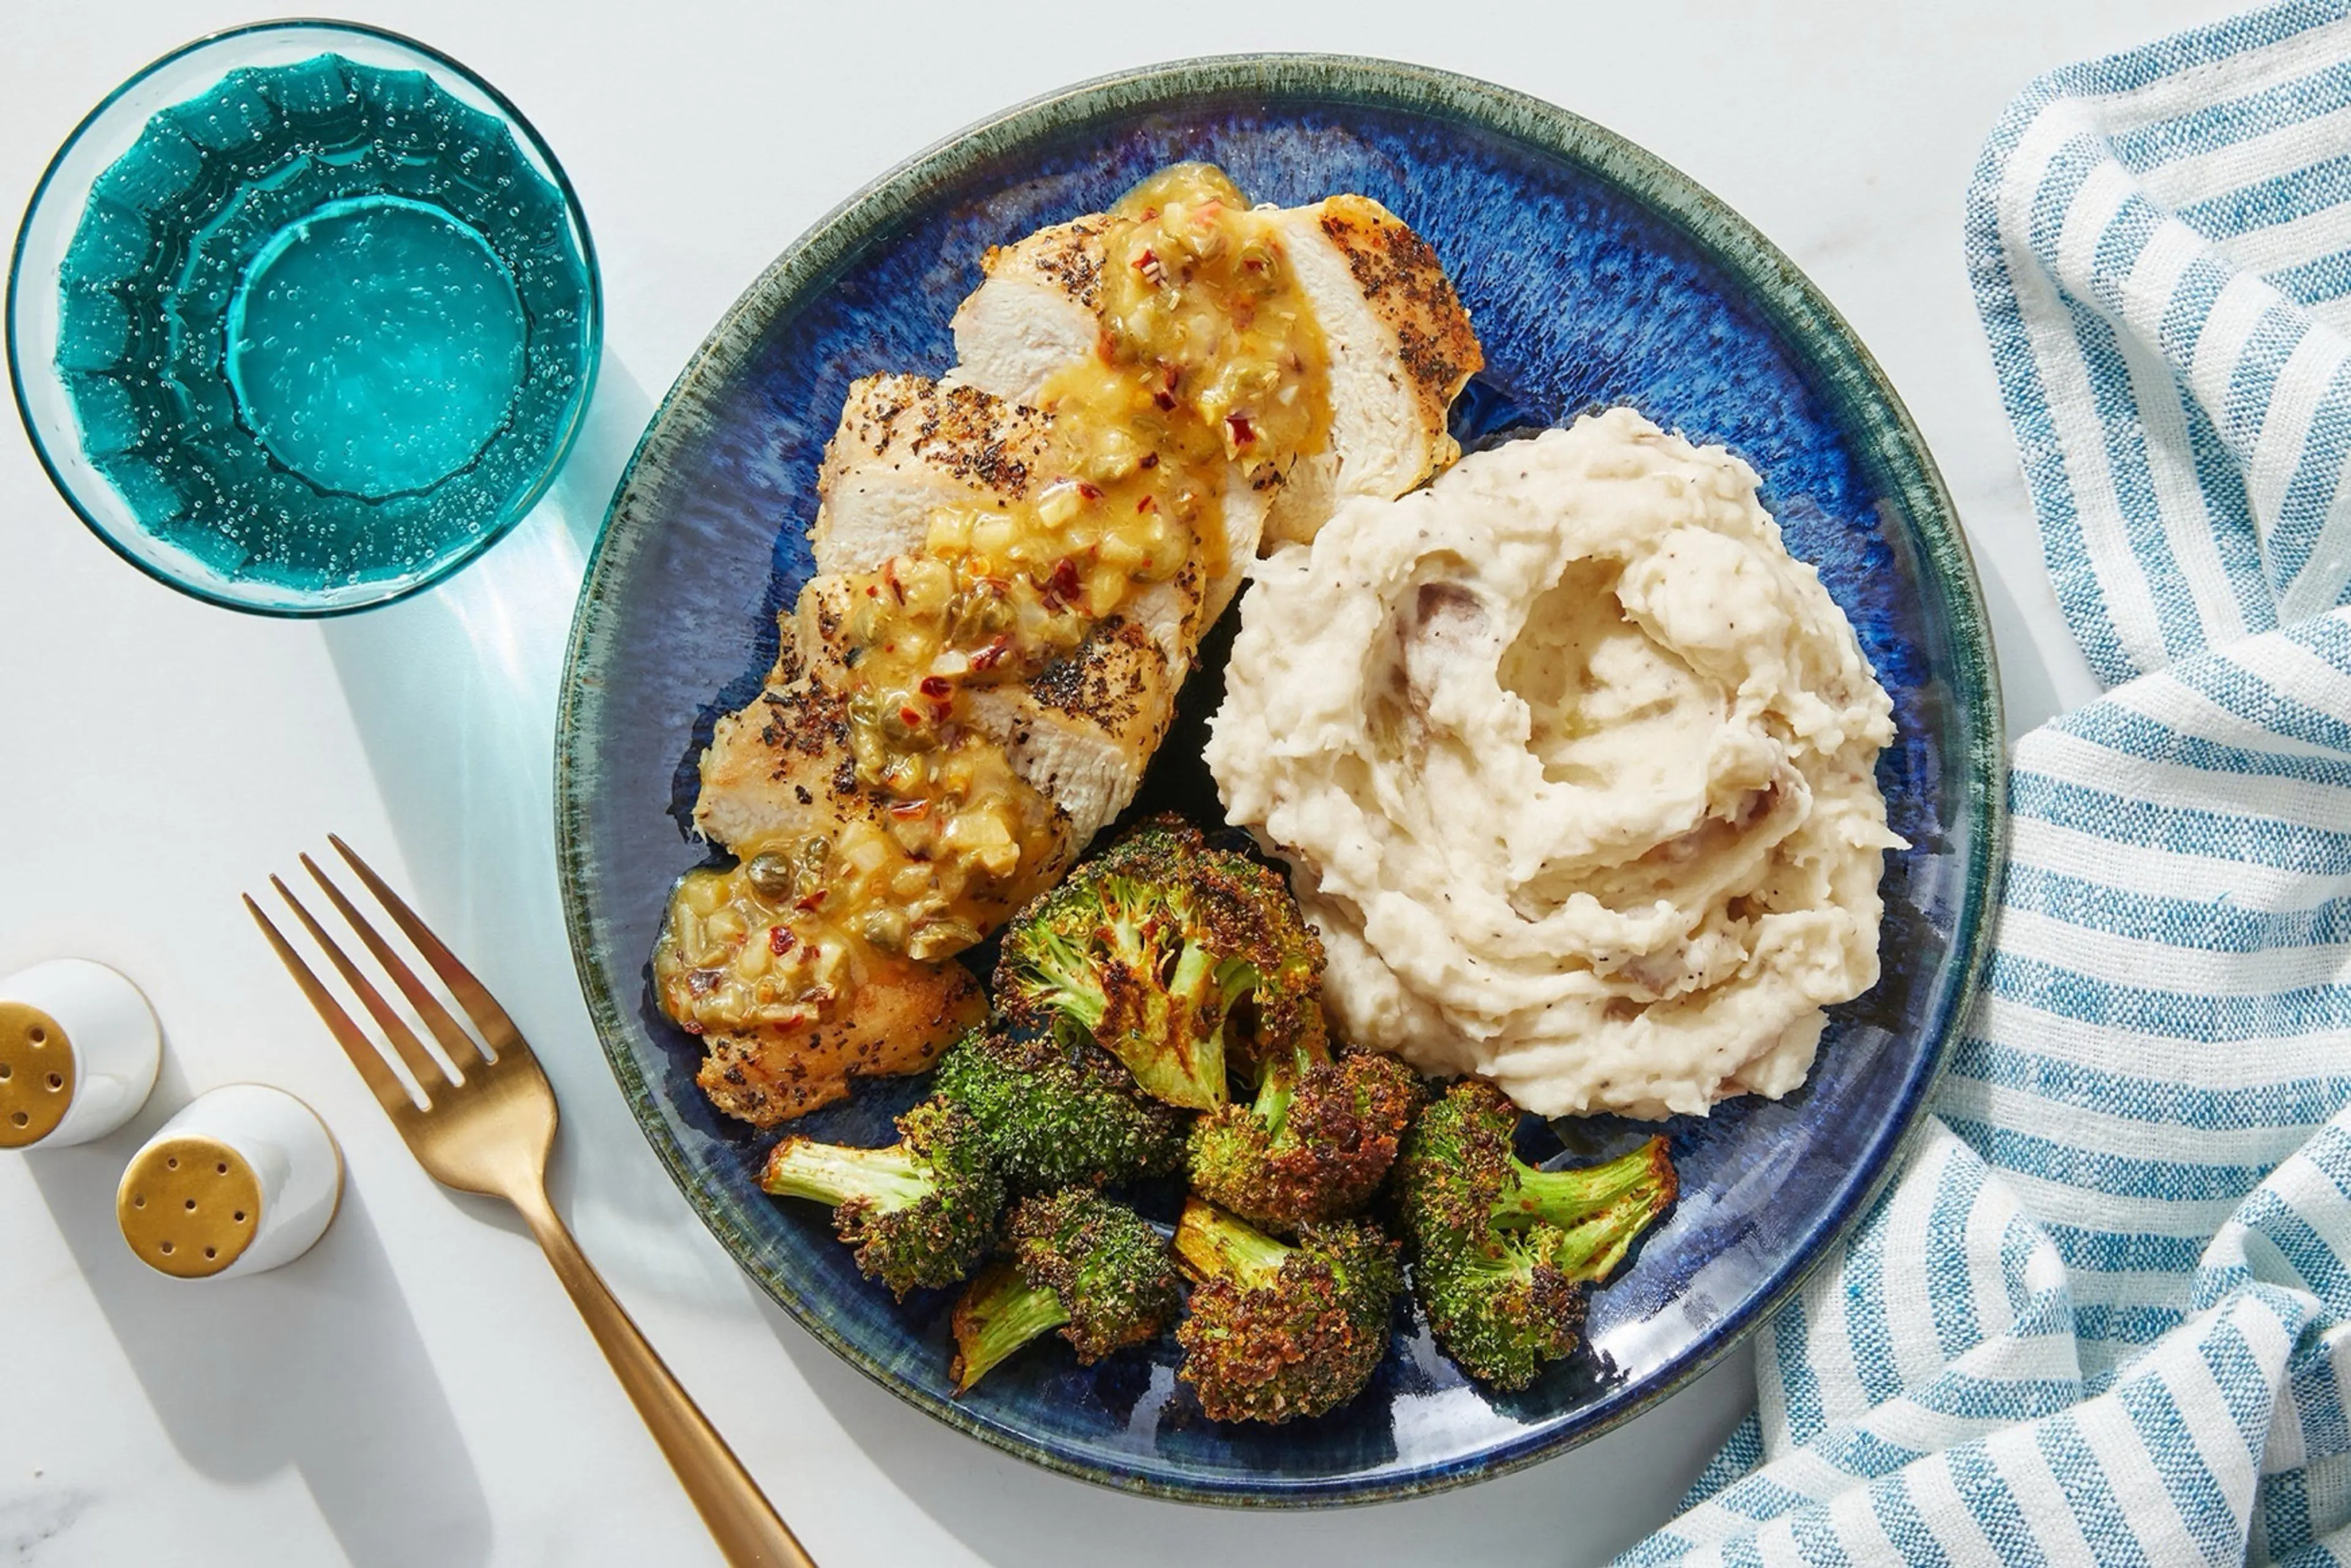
[0,2,2236,1562]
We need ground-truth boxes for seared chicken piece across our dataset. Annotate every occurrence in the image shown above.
[701,569,1187,874]
[945,193,1481,555]
[1263,196,1483,546]
[945,222,1265,626]
[696,956,985,1125]
[709,380,1202,853]
[941,215,1111,403]
[811,373,1053,576]
[964,613,1184,848]
[809,372,1229,675]
[694,658,870,853]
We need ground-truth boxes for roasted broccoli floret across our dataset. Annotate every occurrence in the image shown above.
[996,817,1324,1111]
[759,1100,1004,1297]
[1172,1196,1400,1423]
[932,1027,1188,1192]
[949,1190,1181,1392]
[1188,1041,1424,1236]
[1394,1080,1677,1389]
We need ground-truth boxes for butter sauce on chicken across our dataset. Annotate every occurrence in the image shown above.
[656,165,1482,1124]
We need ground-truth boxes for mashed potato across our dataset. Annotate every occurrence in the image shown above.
[1205,408,1902,1119]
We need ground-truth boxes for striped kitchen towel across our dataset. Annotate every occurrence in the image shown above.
[1627,4,2351,1564]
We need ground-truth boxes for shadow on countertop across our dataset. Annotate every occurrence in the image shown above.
[22,1046,492,1568]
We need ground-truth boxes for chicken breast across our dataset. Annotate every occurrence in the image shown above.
[942,215,1111,402]
[694,669,868,853]
[964,613,1182,847]
[1262,195,1482,546]
[696,958,986,1125]
[810,373,1052,576]
[943,193,1480,555]
[664,169,1485,1129]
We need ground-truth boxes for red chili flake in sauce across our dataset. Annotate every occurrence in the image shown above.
[918,675,951,699]
[1134,247,1164,286]
[864,584,880,597]
[1226,414,1256,447]
[1046,558,1082,602]
[1075,481,1103,502]
[768,926,796,956]
[793,890,827,912]
[1152,390,1176,411]
[890,800,930,820]
[970,636,1011,671]
[1135,495,1157,513]
[899,705,924,727]
[1139,452,1158,468]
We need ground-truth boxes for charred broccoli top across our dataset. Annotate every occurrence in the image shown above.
[1188,1041,1424,1236]
[1172,1196,1400,1424]
[949,1190,1180,1392]
[932,1027,1188,1193]
[995,817,1324,1111]
[1393,1080,1677,1389]
[759,1099,1005,1297]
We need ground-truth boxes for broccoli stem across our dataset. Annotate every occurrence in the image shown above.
[1550,1181,1674,1283]
[951,1262,1072,1393]
[759,1137,934,1213]
[1252,1057,1297,1139]
[1496,1136,1673,1234]
[1174,1196,1291,1289]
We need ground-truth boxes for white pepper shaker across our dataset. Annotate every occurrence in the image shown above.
[116,1084,342,1280]
[0,958,161,1149]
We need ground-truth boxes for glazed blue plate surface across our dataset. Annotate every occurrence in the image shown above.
[555,56,2004,1506]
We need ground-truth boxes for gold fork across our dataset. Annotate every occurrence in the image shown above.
[246,835,815,1568]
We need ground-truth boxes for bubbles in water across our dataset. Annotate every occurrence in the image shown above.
[54,52,592,595]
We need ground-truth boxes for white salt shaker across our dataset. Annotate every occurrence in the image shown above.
[116,1084,342,1280]
[0,958,161,1150]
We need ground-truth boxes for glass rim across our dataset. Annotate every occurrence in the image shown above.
[5,15,606,618]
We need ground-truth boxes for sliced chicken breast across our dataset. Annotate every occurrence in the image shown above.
[942,194,1480,556]
[943,215,1110,400]
[1262,195,1482,546]
[696,959,985,1125]
[964,614,1180,847]
[811,373,1052,576]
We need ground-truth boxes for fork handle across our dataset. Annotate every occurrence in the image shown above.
[516,1192,817,1567]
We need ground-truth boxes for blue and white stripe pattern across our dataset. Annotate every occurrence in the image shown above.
[1972,0,2351,684]
[1629,5,2351,1562]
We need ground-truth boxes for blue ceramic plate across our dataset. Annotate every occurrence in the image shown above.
[555,56,2004,1506]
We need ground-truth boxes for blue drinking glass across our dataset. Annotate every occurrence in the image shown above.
[7,20,601,615]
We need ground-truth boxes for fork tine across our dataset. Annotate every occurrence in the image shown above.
[300,852,486,1072]
[246,894,421,1120]
[329,834,522,1059]
[271,874,453,1097]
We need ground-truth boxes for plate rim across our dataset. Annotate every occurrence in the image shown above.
[553,50,2009,1507]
